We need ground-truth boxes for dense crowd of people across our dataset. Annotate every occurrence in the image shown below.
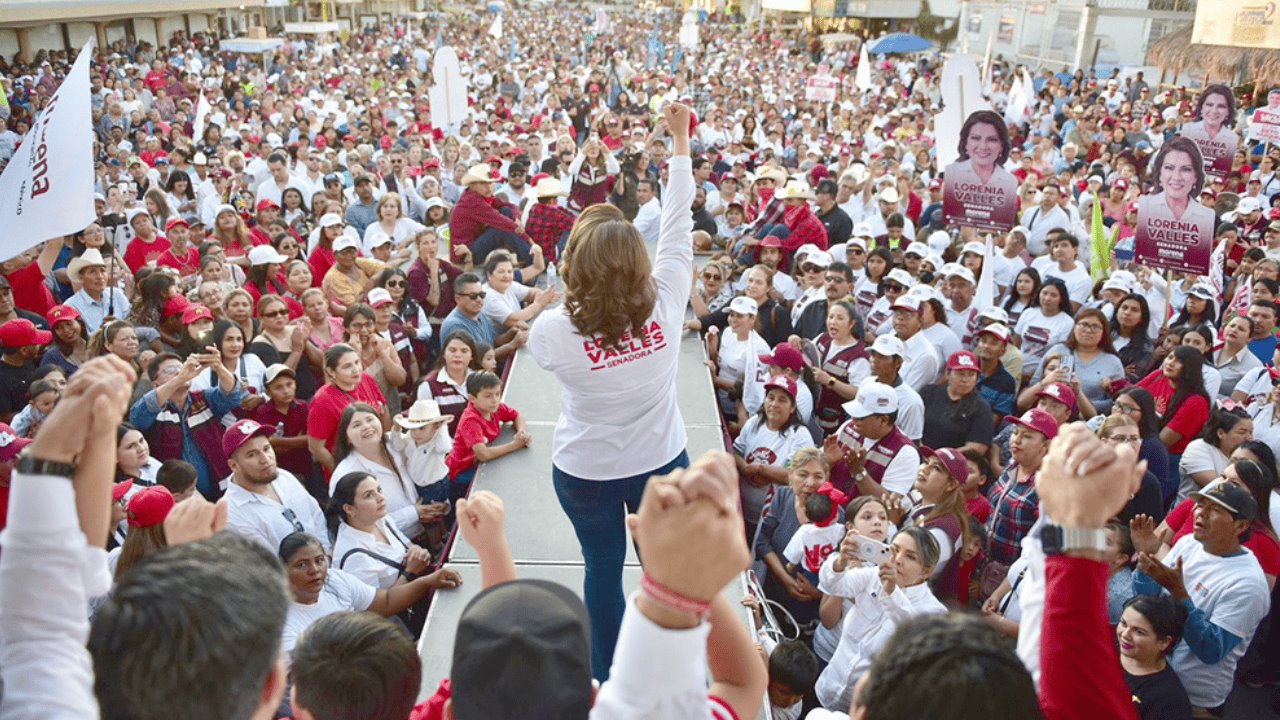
[1,4,1280,719]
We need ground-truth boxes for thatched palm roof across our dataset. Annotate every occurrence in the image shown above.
[1148,24,1280,88]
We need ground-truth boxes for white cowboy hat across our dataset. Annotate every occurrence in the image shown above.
[460,164,498,185]
[532,177,568,198]
[395,399,450,429]
[67,249,107,279]
[776,182,815,201]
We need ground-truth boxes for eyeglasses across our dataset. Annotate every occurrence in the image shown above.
[1105,434,1141,445]
[459,291,487,300]
[1076,322,1105,332]
[883,284,905,293]
[282,507,305,533]
[1113,402,1141,415]
[701,272,722,281]
[347,321,373,331]
[262,309,288,319]
[385,280,406,288]
[849,247,866,255]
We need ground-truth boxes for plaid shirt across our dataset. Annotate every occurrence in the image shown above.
[447,189,521,247]
[525,202,577,261]
[985,463,1040,566]
[781,204,830,258]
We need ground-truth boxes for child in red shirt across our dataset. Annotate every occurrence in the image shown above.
[445,371,530,494]
[252,364,313,484]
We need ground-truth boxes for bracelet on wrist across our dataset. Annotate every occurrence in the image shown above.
[640,573,712,619]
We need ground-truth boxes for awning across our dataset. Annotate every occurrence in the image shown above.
[813,0,921,19]
[283,22,340,34]
[220,38,285,54]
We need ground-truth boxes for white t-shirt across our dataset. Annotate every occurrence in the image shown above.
[1163,535,1270,708]
[921,323,962,368]
[897,331,941,391]
[281,567,377,655]
[733,416,816,523]
[1236,367,1274,407]
[1176,439,1229,504]
[783,522,845,573]
[1032,259,1093,308]
[332,518,412,589]
[1014,308,1075,377]
[481,281,532,328]
[190,354,269,426]
[527,156,695,479]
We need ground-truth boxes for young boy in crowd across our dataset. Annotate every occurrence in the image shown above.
[11,379,59,438]
[444,371,531,496]
[252,364,314,488]
[389,399,453,505]
[155,459,198,503]
[761,638,820,720]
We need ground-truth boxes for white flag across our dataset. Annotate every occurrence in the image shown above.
[855,42,872,92]
[0,41,95,260]
[974,232,997,312]
[488,15,503,40]
[430,46,469,132]
[192,91,212,143]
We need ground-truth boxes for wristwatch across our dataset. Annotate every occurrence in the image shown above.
[16,453,77,479]
[826,377,837,387]
[1040,524,1109,556]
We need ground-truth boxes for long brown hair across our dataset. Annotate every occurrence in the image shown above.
[562,203,657,349]
[115,523,168,580]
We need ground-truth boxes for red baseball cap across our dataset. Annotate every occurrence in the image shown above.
[222,418,276,459]
[487,155,503,165]
[162,295,191,318]
[45,304,81,327]
[1006,407,1060,440]
[423,157,442,169]
[247,135,262,145]
[256,199,280,212]
[946,350,979,372]
[921,446,970,485]
[165,216,190,233]
[0,319,52,349]
[760,235,784,249]
[763,375,798,401]
[127,486,176,528]
[0,423,31,462]
[112,479,134,502]
[759,343,805,373]
[1036,382,1077,412]
[182,304,214,325]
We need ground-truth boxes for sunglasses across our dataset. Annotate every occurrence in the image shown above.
[701,272,722,281]
[385,280,406,288]
[802,264,823,273]
[262,309,289,319]
[459,291,487,300]
[884,283,905,293]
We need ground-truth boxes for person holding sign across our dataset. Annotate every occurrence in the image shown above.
[1134,137,1216,277]
[1181,85,1238,183]
[942,110,1020,233]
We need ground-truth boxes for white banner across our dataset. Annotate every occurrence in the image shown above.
[430,46,469,133]
[0,41,95,261]
[855,43,872,92]
[192,91,212,143]
[805,75,839,102]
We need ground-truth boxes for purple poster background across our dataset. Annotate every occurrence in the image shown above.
[1133,192,1215,276]
[942,158,1019,233]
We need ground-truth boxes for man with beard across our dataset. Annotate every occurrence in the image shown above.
[794,262,854,340]
[224,417,330,553]
[692,186,718,237]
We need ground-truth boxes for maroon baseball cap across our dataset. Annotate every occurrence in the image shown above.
[182,304,214,324]
[162,295,191,318]
[947,350,979,372]
[921,446,969,485]
[1007,408,1060,440]
[0,319,52,349]
[0,423,31,462]
[127,485,176,528]
[759,343,805,373]
[1036,382,1077,412]
[764,375,798,401]
[222,419,276,459]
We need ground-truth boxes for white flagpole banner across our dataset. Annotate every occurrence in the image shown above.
[855,42,872,92]
[192,91,212,144]
[0,40,96,260]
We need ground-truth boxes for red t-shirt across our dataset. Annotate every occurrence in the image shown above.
[305,374,387,452]
[1136,371,1210,454]
[156,246,201,276]
[966,495,993,525]
[446,401,519,479]
[5,263,55,316]
[123,234,172,274]
[253,399,312,480]
[1166,497,1280,577]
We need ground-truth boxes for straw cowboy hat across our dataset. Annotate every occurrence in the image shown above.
[395,399,451,430]
[67,249,108,279]
[755,166,789,185]
[532,177,568,198]
[461,164,499,185]
[776,182,816,201]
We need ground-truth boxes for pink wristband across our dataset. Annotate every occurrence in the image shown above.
[640,573,712,619]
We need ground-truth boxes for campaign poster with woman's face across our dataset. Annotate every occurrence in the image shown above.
[942,110,1020,233]
[1134,136,1216,276]
[1181,84,1239,182]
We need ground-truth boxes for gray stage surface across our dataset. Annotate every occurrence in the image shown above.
[416,327,763,713]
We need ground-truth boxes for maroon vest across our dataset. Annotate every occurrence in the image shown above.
[830,424,914,497]
[815,334,870,433]
[145,390,233,498]
[912,507,964,602]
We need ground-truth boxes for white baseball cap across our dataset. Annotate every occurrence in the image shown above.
[366,288,394,307]
[728,296,759,315]
[961,241,985,256]
[945,265,976,285]
[869,335,906,357]
[885,268,914,287]
[852,222,874,239]
[892,294,923,313]
[843,381,899,418]
[333,235,360,253]
[904,242,930,258]
[247,245,288,266]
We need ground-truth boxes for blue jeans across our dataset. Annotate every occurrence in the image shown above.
[553,450,690,681]
[472,227,532,266]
